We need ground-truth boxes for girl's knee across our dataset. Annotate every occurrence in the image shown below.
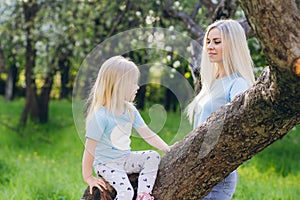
[147,150,161,161]
[145,150,161,167]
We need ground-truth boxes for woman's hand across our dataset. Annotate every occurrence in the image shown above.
[85,176,107,194]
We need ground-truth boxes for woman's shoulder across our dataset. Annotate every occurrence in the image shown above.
[231,76,249,88]
[227,75,250,100]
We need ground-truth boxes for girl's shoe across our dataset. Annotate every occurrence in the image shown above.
[136,192,154,200]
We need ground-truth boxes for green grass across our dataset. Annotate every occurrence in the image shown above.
[0,97,299,199]
[0,97,85,199]
[233,126,300,200]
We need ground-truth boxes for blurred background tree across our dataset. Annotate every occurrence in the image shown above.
[0,0,267,126]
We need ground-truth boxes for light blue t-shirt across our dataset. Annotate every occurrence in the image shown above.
[86,105,145,166]
[194,73,250,128]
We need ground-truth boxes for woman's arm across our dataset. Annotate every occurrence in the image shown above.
[135,125,170,153]
[82,138,107,194]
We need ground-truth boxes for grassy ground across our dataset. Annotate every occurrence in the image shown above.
[0,98,84,199]
[233,125,300,200]
[0,97,299,199]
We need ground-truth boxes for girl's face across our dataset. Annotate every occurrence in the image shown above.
[129,76,139,102]
[206,27,223,65]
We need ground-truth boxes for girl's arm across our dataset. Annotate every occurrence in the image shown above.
[82,138,107,194]
[135,125,170,153]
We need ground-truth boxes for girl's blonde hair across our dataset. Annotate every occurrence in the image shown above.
[186,19,255,123]
[86,55,140,122]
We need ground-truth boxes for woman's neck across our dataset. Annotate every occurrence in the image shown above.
[216,63,226,79]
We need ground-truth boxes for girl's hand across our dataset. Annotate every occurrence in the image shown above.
[169,142,179,150]
[85,176,107,194]
[165,146,171,153]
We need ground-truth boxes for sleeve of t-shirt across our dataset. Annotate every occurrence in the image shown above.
[229,77,250,101]
[85,111,105,141]
[132,106,146,128]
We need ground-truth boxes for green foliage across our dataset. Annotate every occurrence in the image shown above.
[0,0,269,119]
[127,48,193,106]
[248,37,268,77]
[0,98,299,199]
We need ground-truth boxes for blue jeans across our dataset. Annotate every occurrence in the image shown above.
[203,170,238,200]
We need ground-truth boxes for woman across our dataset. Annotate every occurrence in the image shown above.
[186,19,255,199]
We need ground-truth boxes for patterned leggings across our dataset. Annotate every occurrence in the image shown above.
[94,150,161,200]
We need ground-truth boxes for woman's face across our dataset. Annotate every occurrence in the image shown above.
[206,27,223,65]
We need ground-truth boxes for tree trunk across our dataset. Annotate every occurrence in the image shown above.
[20,0,40,125]
[164,88,171,112]
[5,63,17,101]
[0,42,5,73]
[59,56,71,99]
[136,84,147,110]
[164,88,177,112]
[39,43,60,123]
[39,69,55,123]
[20,32,39,124]
[81,0,300,199]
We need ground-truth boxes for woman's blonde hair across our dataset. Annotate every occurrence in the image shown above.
[186,19,255,123]
[86,55,140,122]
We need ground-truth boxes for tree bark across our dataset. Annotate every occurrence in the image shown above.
[39,43,63,122]
[39,65,56,123]
[59,54,71,99]
[81,0,300,199]
[212,0,239,21]
[20,0,57,124]
[4,62,17,101]
[0,42,5,73]
[20,0,41,125]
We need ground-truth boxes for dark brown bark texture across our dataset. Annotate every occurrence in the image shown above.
[82,0,300,199]
[20,0,41,125]
[0,42,5,73]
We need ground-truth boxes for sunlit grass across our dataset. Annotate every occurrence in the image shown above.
[0,97,299,199]
[0,97,85,199]
[234,126,300,200]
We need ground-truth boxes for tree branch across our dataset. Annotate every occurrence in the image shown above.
[107,0,133,37]
[212,0,239,21]
[240,0,300,71]
[164,0,205,40]
[200,0,218,17]
[190,0,202,19]
[153,66,300,199]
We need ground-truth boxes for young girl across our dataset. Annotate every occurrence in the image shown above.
[186,19,255,199]
[82,56,170,200]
